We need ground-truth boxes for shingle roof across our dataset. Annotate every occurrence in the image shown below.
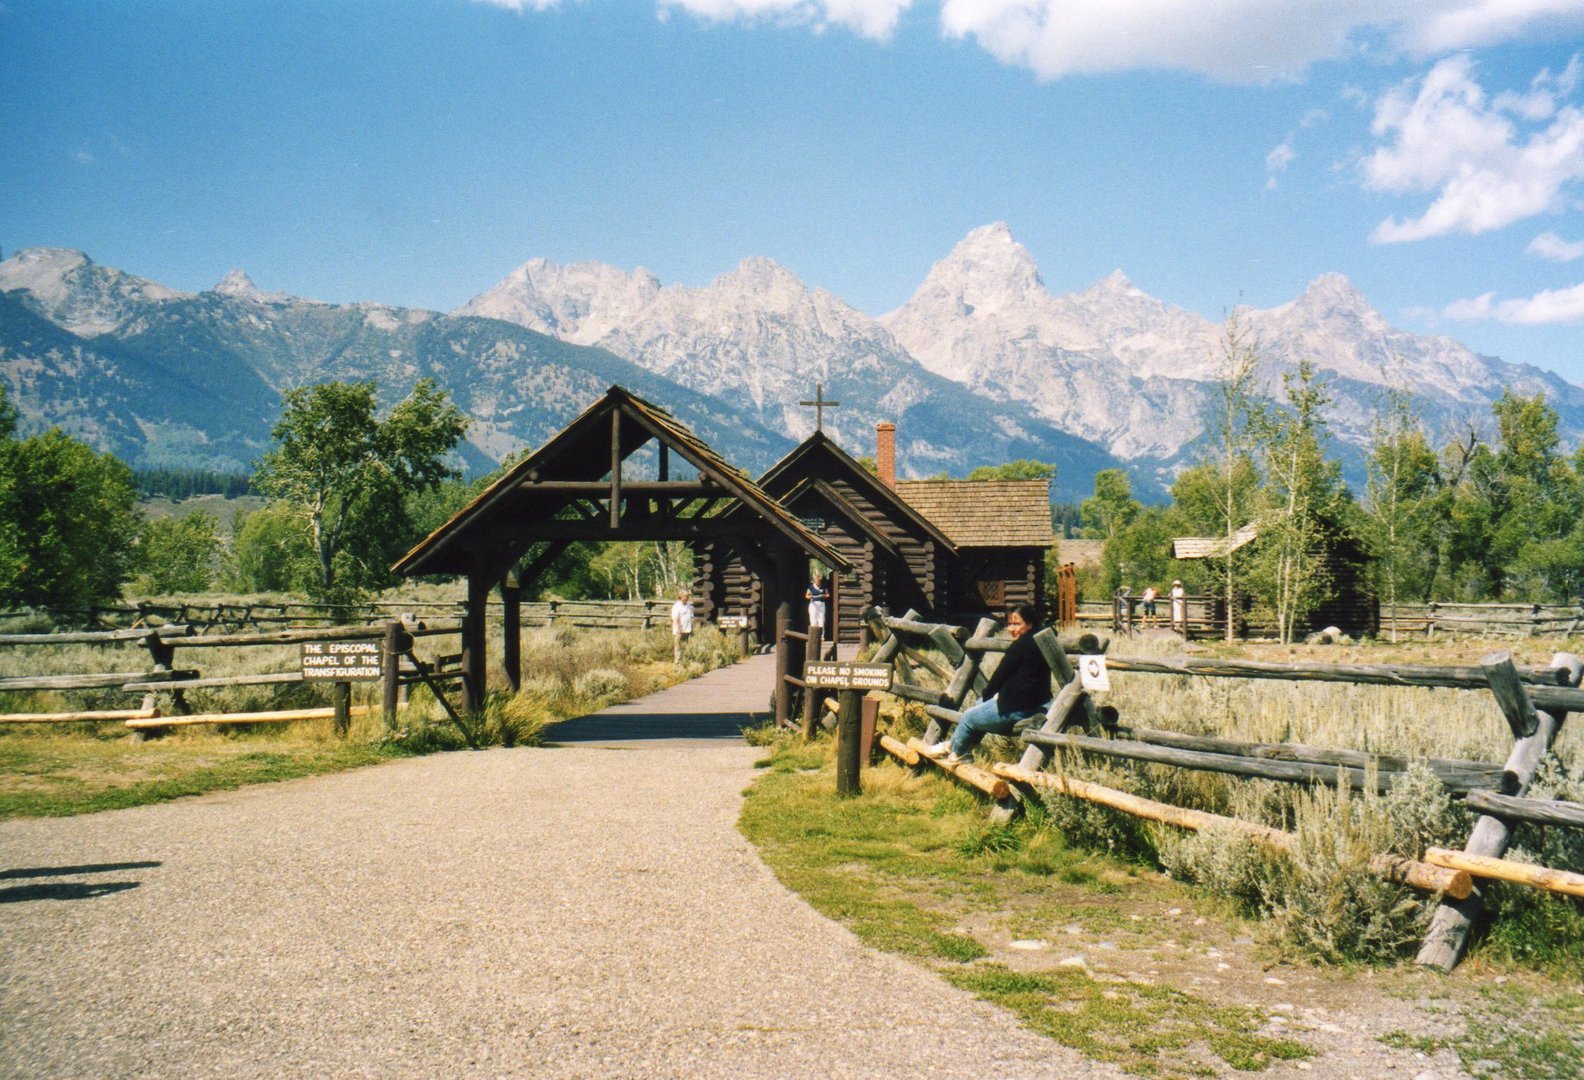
[1171,525,1258,560]
[894,479,1055,548]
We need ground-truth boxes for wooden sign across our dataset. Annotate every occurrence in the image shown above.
[301,641,384,681]
[805,661,892,691]
[718,615,750,629]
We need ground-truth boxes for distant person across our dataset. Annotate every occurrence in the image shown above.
[670,589,694,663]
[924,604,1052,765]
[806,575,826,636]
[1140,584,1159,627]
[1170,580,1187,633]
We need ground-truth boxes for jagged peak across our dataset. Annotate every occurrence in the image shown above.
[1086,269,1143,296]
[714,256,807,294]
[920,222,1045,299]
[1297,271,1370,310]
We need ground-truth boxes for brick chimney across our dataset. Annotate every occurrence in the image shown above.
[876,422,896,490]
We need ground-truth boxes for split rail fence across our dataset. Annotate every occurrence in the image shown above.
[0,620,464,737]
[0,598,680,635]
[859,607,1584,972]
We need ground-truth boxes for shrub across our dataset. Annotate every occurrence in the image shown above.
[572,668,628,705]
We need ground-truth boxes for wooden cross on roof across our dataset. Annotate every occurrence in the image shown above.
[799,382,840,432]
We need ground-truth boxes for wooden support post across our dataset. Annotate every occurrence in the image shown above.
[1482,651,1540,738]
[836,691,862,797]
[1015,678,1089,773]
[501,572,522,693]
[381,620,402,730]
[800,623,825,739]
[1417,651,1583,971]
[609,407,623,529]
[332,681,351,737]
[461,573,490,713]
[1031,627,1103,735]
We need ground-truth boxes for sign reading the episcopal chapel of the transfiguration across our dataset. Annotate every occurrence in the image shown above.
[301,641,384,681]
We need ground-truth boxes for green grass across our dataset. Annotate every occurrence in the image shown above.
[946,965,1309,1078]
[739,734,1315,1076]
[0,731,407,818]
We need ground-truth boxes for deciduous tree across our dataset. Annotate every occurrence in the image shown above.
[253,379,466,600]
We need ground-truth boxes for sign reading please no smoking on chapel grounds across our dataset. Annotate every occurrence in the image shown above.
[301,641,384,681]
[804,661,893,691]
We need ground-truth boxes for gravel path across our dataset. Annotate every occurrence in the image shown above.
[0,657,1113,1078]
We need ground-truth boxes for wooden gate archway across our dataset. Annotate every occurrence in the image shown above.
[392,386,850,717]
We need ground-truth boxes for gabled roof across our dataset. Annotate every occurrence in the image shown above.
[1172,525,1258,560]
[780,477,901,558]
[393,386,849,577]
[757,431,956,551]
[894,479,1056,548]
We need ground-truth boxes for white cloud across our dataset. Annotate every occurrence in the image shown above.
[474,0,561,10]
[934,2,1584,84]
[658,0,914,38]
[1444,281,1584,323]
[1362,55,1584,243]
[1530,230,1584,260]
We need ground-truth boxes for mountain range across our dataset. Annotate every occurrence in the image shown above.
[4,225,1582,504]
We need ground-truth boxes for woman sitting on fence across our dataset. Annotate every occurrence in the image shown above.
[925,603,1053,765]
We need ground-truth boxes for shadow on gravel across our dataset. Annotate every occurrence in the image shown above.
[1,881,142,903]
[1,861,162,879]
[0,861,160,903]
[544,711,762,744]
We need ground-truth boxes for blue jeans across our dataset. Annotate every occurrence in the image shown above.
[949,697,1050,757]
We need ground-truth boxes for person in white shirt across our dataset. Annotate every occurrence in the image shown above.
[1169,580,1187,633]
[806,576,826,635]
[670,589,694,663]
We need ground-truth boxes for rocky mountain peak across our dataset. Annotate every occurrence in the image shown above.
[0,245,190,336]
[916,221,1045,312]
[210,269,293,303]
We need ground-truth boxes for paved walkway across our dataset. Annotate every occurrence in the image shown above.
[0,657,1109,1078]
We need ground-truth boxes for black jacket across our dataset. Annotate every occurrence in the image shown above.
[982,633,1053,716]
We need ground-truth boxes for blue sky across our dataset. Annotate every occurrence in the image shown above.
[4,1,1584,379]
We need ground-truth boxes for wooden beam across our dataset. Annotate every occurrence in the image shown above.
[127,706,373,730]
[1112,726,1507,794]
[1022,729,1389,792]
[516,481,718,497]
[1,708,157,724]
[1463,789,1584,829]
[1425,848,1584,899]
[878,732,920,766]
[908,737,1010,799]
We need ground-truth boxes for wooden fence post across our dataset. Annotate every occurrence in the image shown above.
[381,621,403,730]
[332,681,351,737]
[1416,650,1583,971]
[836,691,862,796]
[800,624,825,738]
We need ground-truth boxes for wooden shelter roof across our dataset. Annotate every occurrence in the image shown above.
[1172,525,1258,560]
[757,431,957,551]
[894,479,1056,548]
[392,386,849,578]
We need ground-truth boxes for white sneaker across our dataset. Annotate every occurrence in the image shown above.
[923,740,952,757]
[942,751,967,766]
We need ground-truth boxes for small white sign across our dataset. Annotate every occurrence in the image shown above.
[1077,654,1110,692]
[718,615,749,629]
